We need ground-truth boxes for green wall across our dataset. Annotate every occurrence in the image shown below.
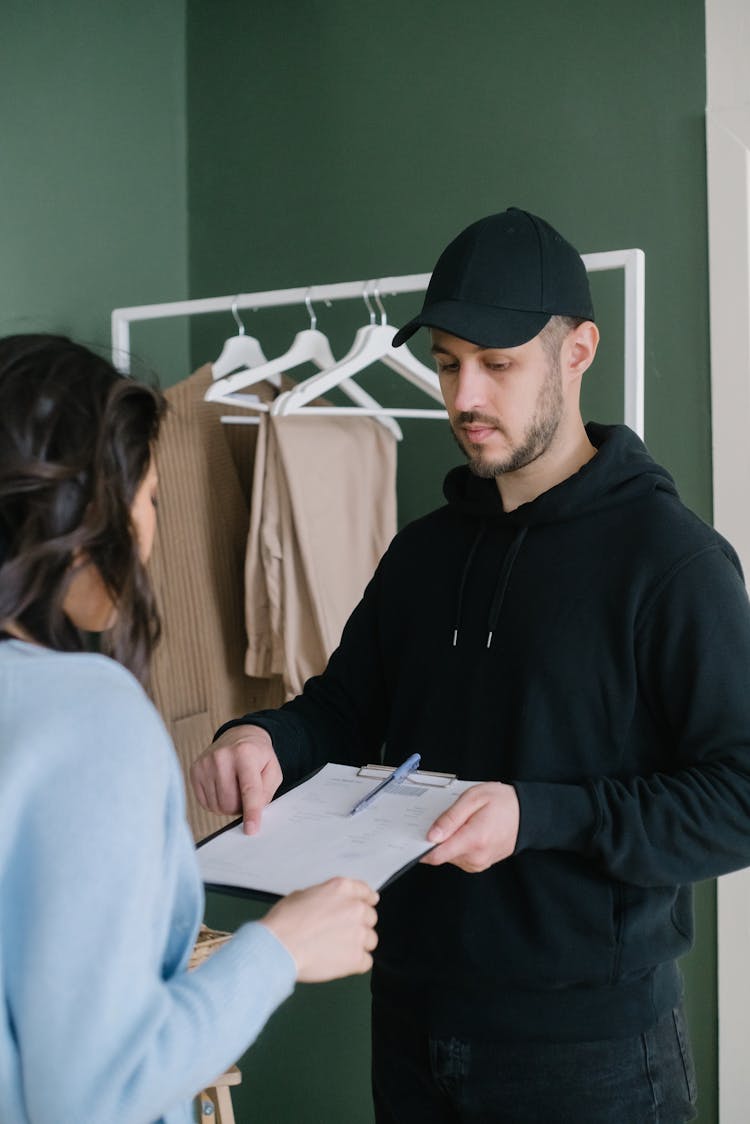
[187,2,716,1121]
[0,0,190,381]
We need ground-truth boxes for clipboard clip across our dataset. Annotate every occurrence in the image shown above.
[357,763,457,788]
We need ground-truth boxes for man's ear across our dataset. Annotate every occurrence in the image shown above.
[565,321,600,382]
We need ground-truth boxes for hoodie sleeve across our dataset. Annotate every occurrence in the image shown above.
[218,556,391,783]
[516,544,750,886]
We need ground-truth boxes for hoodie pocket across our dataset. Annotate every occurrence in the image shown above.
[670,887,693,941]
[492,852,621,988]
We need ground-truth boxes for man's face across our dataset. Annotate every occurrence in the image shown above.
[431,328,564,479]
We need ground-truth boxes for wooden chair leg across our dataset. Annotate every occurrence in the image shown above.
[190,933,242,1122]
[196,1065,242,1123]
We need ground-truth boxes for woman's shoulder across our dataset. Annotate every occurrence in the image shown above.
[2,641,143,703]
[0,643,182,840]
[1,643,171,766]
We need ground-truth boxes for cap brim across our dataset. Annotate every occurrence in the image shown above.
[392,301,552,350]
[391,318,422,347]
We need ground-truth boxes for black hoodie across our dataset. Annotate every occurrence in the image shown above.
[229,423,750,1041]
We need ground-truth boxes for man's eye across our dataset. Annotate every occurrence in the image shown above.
[437,363,459,374]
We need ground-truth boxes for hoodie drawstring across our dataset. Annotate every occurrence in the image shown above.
[453,522,487,646]
[486,526,527,648]
[453,524,528,649]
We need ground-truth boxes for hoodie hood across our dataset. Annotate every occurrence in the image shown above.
[443,423,680,650]
[442,423,678,526]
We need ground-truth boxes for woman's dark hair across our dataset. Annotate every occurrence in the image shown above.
[0,334,166,684]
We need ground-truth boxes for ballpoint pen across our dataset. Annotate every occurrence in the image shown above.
[349,753,421,816]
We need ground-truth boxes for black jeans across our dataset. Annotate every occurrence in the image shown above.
[371,999,697,1123]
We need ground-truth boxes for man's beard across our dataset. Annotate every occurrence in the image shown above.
[450,354,564,479]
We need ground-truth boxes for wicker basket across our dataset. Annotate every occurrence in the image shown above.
[188,923,232,970]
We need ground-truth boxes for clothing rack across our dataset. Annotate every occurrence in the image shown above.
[111,251,645,437]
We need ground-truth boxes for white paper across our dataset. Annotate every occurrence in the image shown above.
[196,762,476,896]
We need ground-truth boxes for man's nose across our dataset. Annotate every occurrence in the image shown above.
[451,363,488,413]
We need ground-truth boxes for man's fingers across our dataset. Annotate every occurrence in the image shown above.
[422,795,485,867]
[421,827,468,866]
[239,756,281,834]
[427,787,486,843]
[193,768,222,815]
[191,776,209,812]
[422,830,474,867]
[239,771,268,834]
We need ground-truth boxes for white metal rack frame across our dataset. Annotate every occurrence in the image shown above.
[111,249,645,437]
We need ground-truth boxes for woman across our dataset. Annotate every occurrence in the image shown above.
[0,334,378,1123]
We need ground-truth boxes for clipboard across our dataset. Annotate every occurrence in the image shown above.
[357,764,457,787]
[196,762,474,902]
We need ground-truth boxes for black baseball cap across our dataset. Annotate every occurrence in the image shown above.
[392,207,594,349]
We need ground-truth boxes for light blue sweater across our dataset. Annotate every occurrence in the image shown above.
[0,641,296,1123]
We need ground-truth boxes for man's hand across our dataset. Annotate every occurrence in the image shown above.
[420,782,520,872]
[190,724,282,835]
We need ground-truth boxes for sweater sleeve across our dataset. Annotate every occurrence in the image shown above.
[6,661,295,1123]
[516,546,750,886]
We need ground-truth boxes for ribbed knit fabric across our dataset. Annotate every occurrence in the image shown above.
[147,366,285,841]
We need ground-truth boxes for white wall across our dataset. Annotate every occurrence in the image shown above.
[706,2,750,1120]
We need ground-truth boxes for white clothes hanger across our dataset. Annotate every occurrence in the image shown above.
[207,293,325,400]
[271,283,447,420]
[211,291,403,438]
[209,299,278,386]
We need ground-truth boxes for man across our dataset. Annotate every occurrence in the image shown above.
[191,208,750,1122]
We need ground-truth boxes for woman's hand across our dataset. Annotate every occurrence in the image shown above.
[260,877,379,982]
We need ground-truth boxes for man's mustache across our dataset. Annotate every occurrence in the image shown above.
[455,411,503,432]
